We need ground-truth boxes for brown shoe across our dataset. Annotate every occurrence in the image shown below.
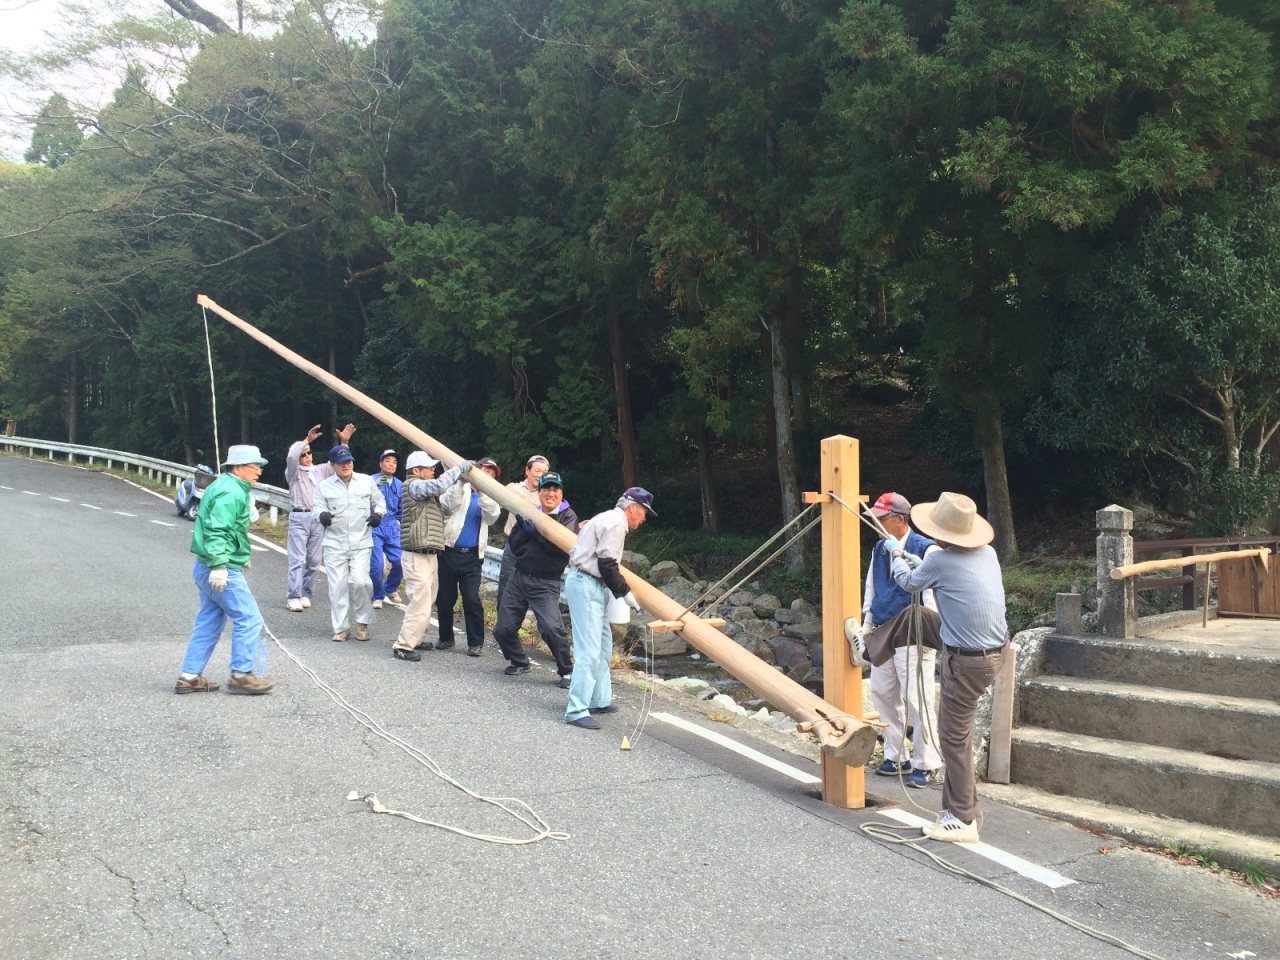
[333,629,350,642]
[175,674,219,694]
[355,623,371,641]
[226,672,273,696]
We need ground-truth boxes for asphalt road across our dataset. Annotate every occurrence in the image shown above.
[1,454,1276,959]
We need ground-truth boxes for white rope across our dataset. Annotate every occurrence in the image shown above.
[200,305,221,462]
[262,622,569,846]
[858,822,1166,960]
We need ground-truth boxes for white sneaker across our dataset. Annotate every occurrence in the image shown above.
[372,599,383,610]
[385,591,403,605]
[922,811,979,843]
[300,597,311,609]
[287,598,303,612]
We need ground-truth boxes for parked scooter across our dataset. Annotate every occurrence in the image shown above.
[174,450,217,520]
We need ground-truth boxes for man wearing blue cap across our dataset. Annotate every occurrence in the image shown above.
[563,487,655,729]
[175,445,274,695]
[314,444,387,642]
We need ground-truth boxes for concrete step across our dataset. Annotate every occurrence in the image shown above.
[1045,633,1280,699]
[982,782,1280,876]
[1009,727,1280,839]
[1020,676,1280,764]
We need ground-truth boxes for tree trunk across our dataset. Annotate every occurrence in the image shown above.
[769,302,804,572]
[978,401,1020,565]
[697,421,720,534]
[608,294,639,489]
[66,352,78,444]
[760,335,778,467]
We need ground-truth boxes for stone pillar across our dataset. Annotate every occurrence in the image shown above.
[1055,593,1082,635]
[1096,505,1135,639]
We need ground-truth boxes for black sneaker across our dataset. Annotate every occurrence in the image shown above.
[433,641,455,650]
[393,647,421,662]
[558,675,572,689]
[504,663,531,675]
[467,646,483,657]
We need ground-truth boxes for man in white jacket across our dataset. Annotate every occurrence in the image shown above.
[435,457,502,655]
[313,444,386,642]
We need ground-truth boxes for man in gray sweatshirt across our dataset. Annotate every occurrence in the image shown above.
[889,492,1007,844]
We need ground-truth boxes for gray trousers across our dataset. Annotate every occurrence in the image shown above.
[938,644,1006,822]
[496,544,514,610]
[286,512,324,600]
[493,568,572,676]
[325,546,374,634]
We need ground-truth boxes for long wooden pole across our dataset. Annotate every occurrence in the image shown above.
[1110,548,1270,580]
[196,295,877,767]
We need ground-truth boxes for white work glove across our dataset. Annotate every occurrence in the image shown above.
[208,568,228,592]
[624,592,643,613]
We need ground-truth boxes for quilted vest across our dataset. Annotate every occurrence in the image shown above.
[401,493,445,551]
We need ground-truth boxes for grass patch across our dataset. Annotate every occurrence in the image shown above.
[1243,859,1278,891]
[1001,555,1096,635]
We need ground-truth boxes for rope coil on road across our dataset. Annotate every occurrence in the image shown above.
[263,623,570,846]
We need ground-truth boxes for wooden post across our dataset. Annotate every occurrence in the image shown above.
[819,435,865,809]
[986,645,1018,783]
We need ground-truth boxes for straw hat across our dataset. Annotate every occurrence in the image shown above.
[910,492,994,548]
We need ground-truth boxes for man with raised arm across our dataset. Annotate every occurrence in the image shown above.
[390,452,471,662]
[284,422,354,612]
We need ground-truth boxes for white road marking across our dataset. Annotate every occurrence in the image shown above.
[248,532,286,555]
[0,485,12,489]
[22,490,39,496]
[251,544,269,552]
[150,520,177,527]
[113,511,137,517]
[80,503,101,510]
[650,710,1075,891]
[878,808,1077,889]
[648,711,822,785]
[50,497,69,502]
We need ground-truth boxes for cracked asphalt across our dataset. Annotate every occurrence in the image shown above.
[2,454,1277,959]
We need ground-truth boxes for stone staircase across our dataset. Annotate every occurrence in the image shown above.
[990,627,1280,872]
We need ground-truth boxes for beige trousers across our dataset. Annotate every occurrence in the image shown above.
[394,551,439,651]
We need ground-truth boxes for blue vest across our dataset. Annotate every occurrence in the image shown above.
[870,529,934,625]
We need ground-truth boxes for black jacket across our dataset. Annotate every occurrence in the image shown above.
[508,503,580,580]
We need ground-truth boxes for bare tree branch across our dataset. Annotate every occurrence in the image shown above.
[161,0,232,36]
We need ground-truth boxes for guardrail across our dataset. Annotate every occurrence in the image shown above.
[0,434,292,523]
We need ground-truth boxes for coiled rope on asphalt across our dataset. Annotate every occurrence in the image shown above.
[263,623,570,846]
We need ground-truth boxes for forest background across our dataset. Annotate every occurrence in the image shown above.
[3,0,1280,588]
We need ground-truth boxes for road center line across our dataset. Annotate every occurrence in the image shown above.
[113,511,137,517]
[150,520,177,527]
[80,503,101,510]
[50,496,69,502]
[22,490,40,496]
[648,711,822,785]
[0,485,12,489]
[877,808,1077,889]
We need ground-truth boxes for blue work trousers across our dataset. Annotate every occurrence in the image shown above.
[370,526,403,601]
[564,570,613,721]
[181,560,265,675]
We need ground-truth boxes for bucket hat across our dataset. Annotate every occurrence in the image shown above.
[222,444,268,468]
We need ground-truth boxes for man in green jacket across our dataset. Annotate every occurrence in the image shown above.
[175,445,274,695]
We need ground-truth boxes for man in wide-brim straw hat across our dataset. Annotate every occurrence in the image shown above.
[886,491,1008,844]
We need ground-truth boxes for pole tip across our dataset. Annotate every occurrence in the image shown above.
[620,736,632,752]
[196,294,211,306]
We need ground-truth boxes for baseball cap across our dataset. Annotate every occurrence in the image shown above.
[869,492,911,517]
[405,451,441,471]
[620,486,657,515]
[526,454,549,468]
[328,444,355,464]
[538,471,564,489]
[379,448,397,461]
[476,457,502,478]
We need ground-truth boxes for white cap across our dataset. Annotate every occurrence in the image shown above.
[405,450,441,471]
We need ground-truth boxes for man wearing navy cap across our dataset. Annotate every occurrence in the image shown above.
[175,444,274,696]
[563,487,655,729]
[492,471,579,683]
[313,444,386,642]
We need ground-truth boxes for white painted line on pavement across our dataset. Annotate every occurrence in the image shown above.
[80,503,101,510]
[648,711,822,785]
[50,496,69,502]
[251,544,269,552]
[248,532,286,555]
[113,511,137,517]
[109,472,172,502]
[878,808,1077,889]
[150,520,177,527]
[0,485,12,489]
[22,490,40,496]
